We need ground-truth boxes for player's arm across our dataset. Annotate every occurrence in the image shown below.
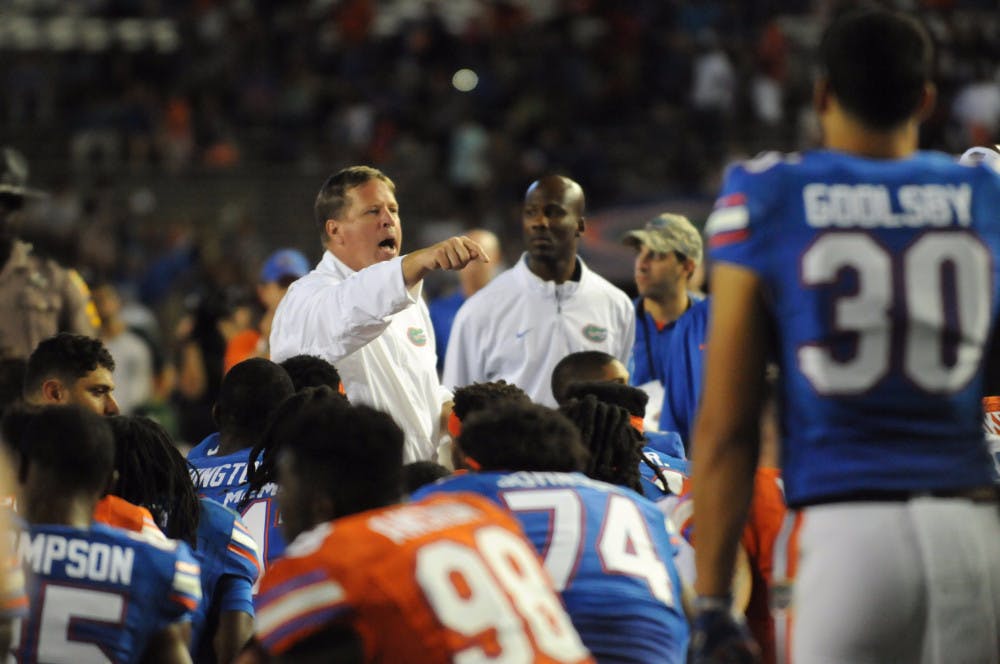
[142,623,194,664]
[215,607,255,664]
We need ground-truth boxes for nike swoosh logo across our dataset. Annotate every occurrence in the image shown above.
[516,329,531,339]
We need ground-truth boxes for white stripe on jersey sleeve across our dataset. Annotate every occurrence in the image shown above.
[257,581,346,636]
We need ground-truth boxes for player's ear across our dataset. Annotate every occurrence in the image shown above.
[40,379,64,403]
[211,403,221,428]
[577,215,586,236]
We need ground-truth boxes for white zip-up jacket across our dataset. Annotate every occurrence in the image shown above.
[270,252,450,462]
[443,254,635,406]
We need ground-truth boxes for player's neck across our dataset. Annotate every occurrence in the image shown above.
[217,432,253,456]
[643,291,689,326]
[823,111,919,160]
[23,494,96,529]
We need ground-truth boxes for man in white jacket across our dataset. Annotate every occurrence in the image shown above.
[269,166,487,462]
[443,175,634,406]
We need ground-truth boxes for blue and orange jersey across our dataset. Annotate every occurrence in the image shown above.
[706,150,1000,505]
[13,522,201,663]
[187,434,284,569]
[414,472,689,664]
[255,493,593,663]
[190,498,260,663]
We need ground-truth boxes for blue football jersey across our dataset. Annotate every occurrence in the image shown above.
[639,447,689,502]
[414,471,689,663]
[188,437,285,569]
[190,498,260,663]
[658,297,709,449]
[13,523,201,664]
[706,149,1000,506]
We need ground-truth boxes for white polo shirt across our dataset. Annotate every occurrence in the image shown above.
[443,254,635,406]
[270,251,450,462]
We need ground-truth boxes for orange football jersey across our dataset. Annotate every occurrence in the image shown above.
[256,492,594,663]
[92,494,165,539]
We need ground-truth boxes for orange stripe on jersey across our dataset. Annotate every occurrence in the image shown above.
[228,543,262,574]
[170,593,199,612]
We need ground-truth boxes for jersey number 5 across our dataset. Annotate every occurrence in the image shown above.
[10,586,125,663]
[799,231,991,395]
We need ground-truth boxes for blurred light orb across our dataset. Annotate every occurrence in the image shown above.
[452,68,479,92]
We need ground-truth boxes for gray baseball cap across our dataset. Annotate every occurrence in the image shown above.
[0,147,46,199]
[622,213,703,264]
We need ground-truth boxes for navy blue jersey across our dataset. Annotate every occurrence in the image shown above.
[658,298,709,448]
[414,471,689,663]
[187,434,284,569]
[190,498,260,663]
[706,150,1000,506]
[13,523,201,664]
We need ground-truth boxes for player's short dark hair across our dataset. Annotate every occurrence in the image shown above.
[551,351,620,406]
[314,166,395,240]
[452,381,532,421]
[458,403,588,473]
[401,461,450,495]
[819,7,933,130]
[260,387,404,517]
[108,416,200,546]
[278,354,345,395]
[2,404,114,496]
[215,358,294,444]
[23,333,115,397]
[560,395,644,493]
[564,381,648,418]
[0,358,27,416]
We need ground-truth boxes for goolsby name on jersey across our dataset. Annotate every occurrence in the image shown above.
[803,183,972,228]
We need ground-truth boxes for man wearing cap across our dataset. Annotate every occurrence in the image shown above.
[223,248,311,372]
[0,146,98,360]
[443,175,634,407]
[622,213,705,392]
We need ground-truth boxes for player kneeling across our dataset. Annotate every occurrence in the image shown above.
[249,387,593,664]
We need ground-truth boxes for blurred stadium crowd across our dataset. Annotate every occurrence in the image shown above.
[1,0,999,445]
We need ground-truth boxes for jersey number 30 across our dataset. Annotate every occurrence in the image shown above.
[799,231,991,395]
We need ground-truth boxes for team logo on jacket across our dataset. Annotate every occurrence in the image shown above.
[407,327,427,347]
[582,324,608,343]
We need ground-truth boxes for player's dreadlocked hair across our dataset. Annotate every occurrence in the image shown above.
[564,381,648,418]
[562,381,673,493]
[452,381,531,421]
[242,386,363,511]
[108,415,200,546]
[559,395,644,494]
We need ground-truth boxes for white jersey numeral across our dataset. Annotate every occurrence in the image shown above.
[10,586,125,663]
[503,489,675,607]
[798,231,991,395]
[415,525,588,663]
